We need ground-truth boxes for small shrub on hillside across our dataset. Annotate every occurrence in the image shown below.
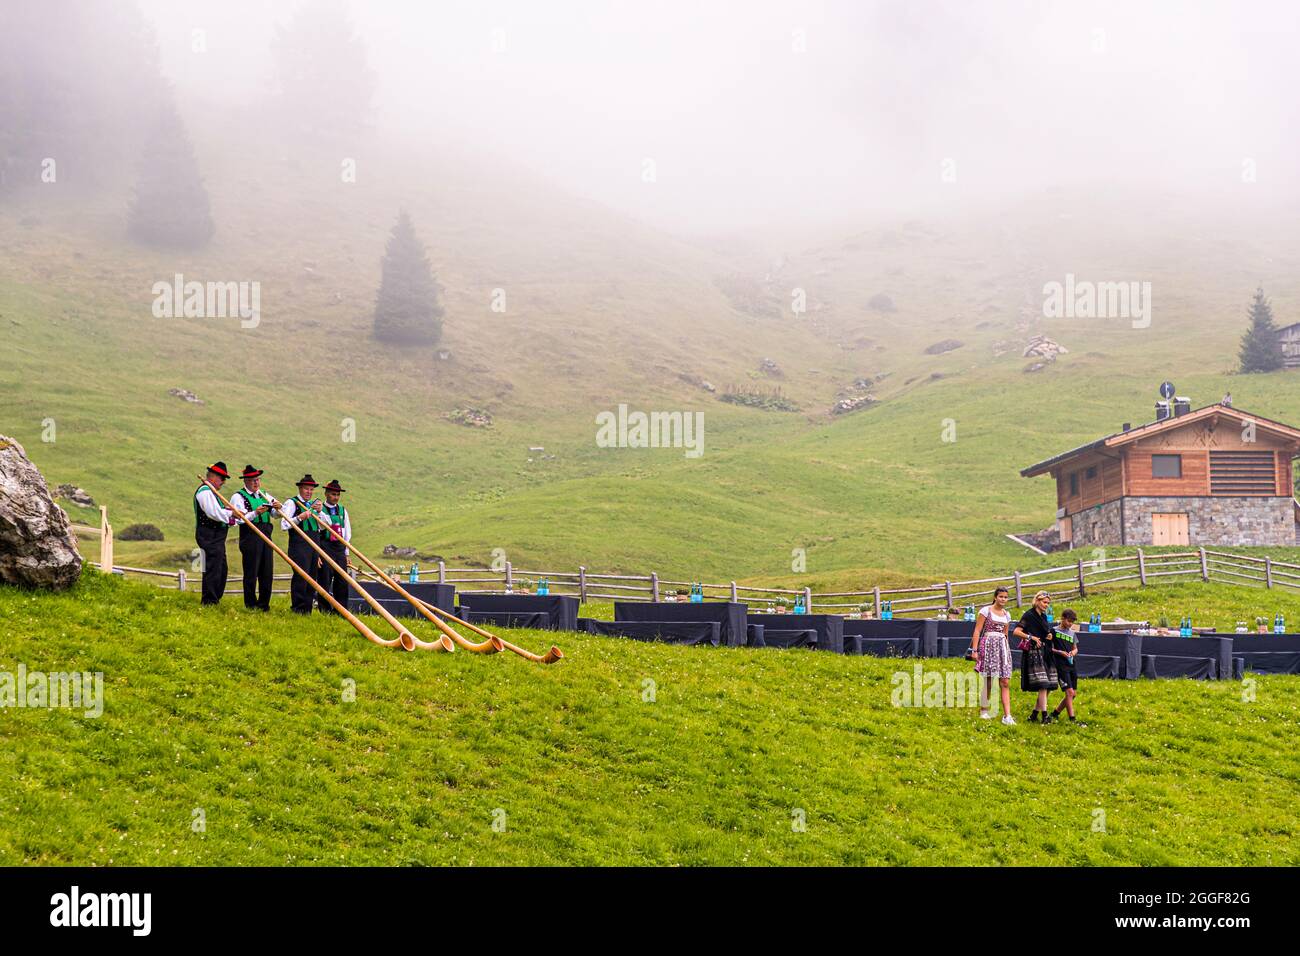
[118,523,164,541]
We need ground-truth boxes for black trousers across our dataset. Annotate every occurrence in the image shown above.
[195,524,229,605]
[286,529,323,614]
[318,540,351,614]
[238,524,275,610]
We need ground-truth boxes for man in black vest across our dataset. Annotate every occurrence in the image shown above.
[280,474,324,614]
[317,479,352,614]
[229,465,278,611]
[193,462,237,605]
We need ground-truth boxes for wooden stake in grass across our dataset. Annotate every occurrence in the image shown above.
[197,476,410,651]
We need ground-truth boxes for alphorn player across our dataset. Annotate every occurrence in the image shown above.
[229,464,278,611]
[317,479,353,614]
[280,474,324,614]
[193,461,237,606]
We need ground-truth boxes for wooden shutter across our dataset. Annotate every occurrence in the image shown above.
[1209,451,1276,495]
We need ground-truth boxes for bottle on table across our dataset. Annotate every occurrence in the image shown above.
[408,563,418,584]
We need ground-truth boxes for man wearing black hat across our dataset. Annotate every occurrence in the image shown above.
[317,479,353,614]
[229,465,278,611]
[280,474,324,614]
[194,462,238,606]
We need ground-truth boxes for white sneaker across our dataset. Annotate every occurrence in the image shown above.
[1001,715,1017,725]
[979,710,993,720]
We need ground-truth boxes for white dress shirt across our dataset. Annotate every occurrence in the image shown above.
[280,496,321,532]
[195,485,234,524]
[321,504,352,546]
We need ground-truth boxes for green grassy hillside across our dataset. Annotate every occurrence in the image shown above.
[2,128,1299,586]
[1,573,1297,865]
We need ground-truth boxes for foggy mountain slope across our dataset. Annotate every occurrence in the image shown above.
[5,170,1298,582]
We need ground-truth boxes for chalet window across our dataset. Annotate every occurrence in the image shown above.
[1085,466,1097,480]
[1209,451,1276,495]
[1069,472,1079,495]
[1151,454,1182,478]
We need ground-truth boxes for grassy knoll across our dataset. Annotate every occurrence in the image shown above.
[1,572,1296,866]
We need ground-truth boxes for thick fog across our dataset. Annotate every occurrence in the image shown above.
[35,0,1300,236]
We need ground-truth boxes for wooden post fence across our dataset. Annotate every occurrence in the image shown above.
[1266,556,1274,588]
[1137,548,1147,585]
[650,571,659,602]
[1013,570,1022,607]
[578,566,587,602]
[1077,558,1086,597]
[98,505,113,572]
[1199,547,1209,582]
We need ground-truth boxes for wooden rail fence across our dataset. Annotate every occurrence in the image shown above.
[85,547,1300,615]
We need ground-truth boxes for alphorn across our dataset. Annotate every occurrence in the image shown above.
[274,494,451,653]
[315,523,501,654]
[197,476,406,650]
[412,596,564,664]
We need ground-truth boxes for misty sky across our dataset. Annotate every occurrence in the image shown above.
[138,0,1300,235]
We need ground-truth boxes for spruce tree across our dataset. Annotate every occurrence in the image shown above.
[1238,286,1285,373]
[127,103,214,249]
[373,211,444,346]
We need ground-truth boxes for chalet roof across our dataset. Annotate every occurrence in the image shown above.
[1021,404,1300,477]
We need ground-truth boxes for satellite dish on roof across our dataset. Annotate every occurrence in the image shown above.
[1159,381,1176,399]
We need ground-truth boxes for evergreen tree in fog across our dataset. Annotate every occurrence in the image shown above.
[127,103,215,249]
[373,211,444,346]
[1238,286,1285,373]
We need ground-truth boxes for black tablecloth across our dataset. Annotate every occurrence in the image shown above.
[616,602,747,647]
[1141,654,1218,680]
[580,619,720,647]
[458,609,550,630]
[1235,651,1300,674]
[347,580,455,618]
[855,637,921,658]
[843,619,938,656]
[1138,635,1231,681]
[1077,633,1142,679]
[760,628,818,649]
[746,624,765,648]
[746,613,843,653]
[1075,654,1123,679]
[457,594,578,632]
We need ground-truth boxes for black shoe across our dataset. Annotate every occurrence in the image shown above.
[1028,710,1040,723]
[1041,712,1056,724]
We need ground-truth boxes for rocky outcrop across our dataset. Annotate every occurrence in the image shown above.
[1023,335,1068,359]
[0,435,83,590]
[924,338,963,355]
[55,483,95,508]
[168,387,204,405]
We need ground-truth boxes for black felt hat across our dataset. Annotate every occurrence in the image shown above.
[323,479,346,493]
[295,474,319,488]
[206,461,231,479]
